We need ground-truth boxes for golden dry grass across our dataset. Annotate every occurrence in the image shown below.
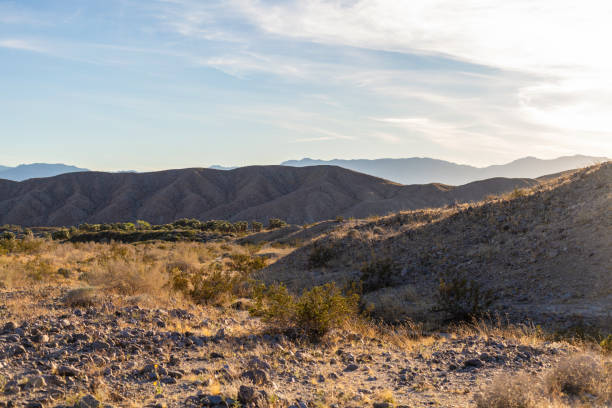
[476,352,612,408]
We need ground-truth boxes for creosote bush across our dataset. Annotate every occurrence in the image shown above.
[0,236,44,255]
[267,218,287,229]
[307,241,336,268]
[189,266,240,305]
[434,274,494,322]
[600,334,612,353]
[251,282,359,339]
[228,253,267,274]
[359,258,396,293]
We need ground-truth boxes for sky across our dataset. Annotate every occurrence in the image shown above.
[1,0,611,171]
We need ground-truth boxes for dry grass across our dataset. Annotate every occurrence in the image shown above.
[62,286,101,307]
[453,315,549,346]
[545,353,612,403]
[476,353,612,408]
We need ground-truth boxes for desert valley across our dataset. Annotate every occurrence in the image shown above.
[2,1,611,407]
[0,160,610,408]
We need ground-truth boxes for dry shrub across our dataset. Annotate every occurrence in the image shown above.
[165,260,197,274]
[25,257,57,281]
[477,353,612,408]
[545,353,611,403]
[476,373,541,408]
[87,259,166,297]
[361,285,420,322]
[63,287,100,307]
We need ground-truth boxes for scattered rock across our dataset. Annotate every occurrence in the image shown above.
[241,369,269,385]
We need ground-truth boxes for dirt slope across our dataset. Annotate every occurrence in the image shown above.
[263,162,612,329]
[0,165,539,227]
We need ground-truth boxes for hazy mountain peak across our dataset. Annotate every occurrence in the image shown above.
[0,163,89,181]
[281,155,608,185]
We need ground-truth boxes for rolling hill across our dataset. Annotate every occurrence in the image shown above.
[282,155,608,185]
[0,165,540,227]
[262,162,612,328]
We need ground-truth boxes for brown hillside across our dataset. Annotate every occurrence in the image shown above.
[0,166,539,227]
[262,162,612,329]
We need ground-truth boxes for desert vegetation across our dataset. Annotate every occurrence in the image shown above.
[0,163,609,407]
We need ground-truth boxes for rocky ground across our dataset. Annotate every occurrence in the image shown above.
[0,163,610,407]
[0,287,593,408]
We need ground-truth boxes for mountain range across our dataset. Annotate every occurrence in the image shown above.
[1,155,606,184]
[0,163,89,182]
[281,155,608,185]
[0,165,543,227]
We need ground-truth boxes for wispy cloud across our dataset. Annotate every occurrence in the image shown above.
[0,39,47,53]
[229,0,612,136]
[1,0,609,167]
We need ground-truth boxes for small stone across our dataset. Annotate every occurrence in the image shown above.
[12,345,27,356]
[27,376,47,389]
[240,369,269,385]
[2,322,17,333]
[202,395,224,405]
[76,394,101,408]
[343,364,359,372]
[238,385,256,403]
[57,365,80,376]
[90,341,109,351]
[3,380,19,394]
[463,358,484,368]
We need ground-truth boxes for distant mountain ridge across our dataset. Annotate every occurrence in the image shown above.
[281,155,608,185]
[0,165,544,227]
[1,155,606,184]
[0,163,89,181]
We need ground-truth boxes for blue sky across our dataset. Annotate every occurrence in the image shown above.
[1,0,610,171]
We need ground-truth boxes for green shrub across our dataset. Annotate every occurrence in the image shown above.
[434,275,494,322]
[136,220,151,230]
[600,334,612,353]
[186,264,244,305]
[26,258,56,281]
[250,283,296,326]
[360,258,396,292]
[296,283,359,338]
[172,218,202,229]
[510,188,527,199]
[52,229,71,240]
[251,282,359,340]
[268,218,287,229]
[251,221,263,232]
[228,253,267,274]
[233,221,248,233]
[1,231,15,240]
[308,241,336,268]
[169,267,191,295]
